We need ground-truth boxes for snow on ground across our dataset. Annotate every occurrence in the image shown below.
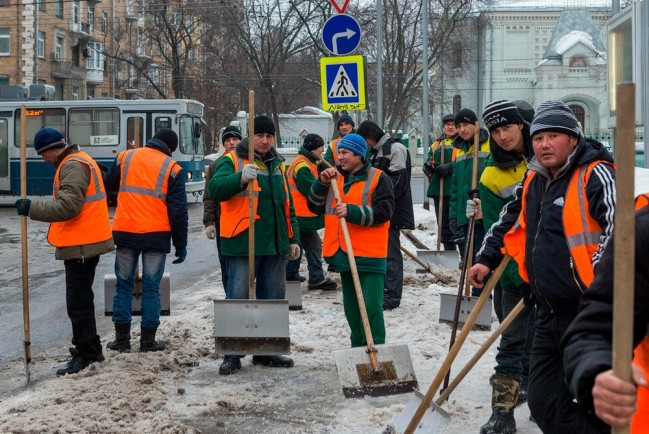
[0,207,541,433]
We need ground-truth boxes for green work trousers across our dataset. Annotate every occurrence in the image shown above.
[340,271,386,347]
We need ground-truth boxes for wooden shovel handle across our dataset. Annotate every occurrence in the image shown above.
[247,91,255,300]
[20,105,31,382]
[437,142,445,251]
[400,245,433,275]
[404,255,510,434]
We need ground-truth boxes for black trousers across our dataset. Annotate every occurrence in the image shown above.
[64,256,102,360]
[528,306,609,433]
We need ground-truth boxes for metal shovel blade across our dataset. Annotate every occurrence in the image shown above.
[333,343,418,398]
[392,389,451,434]
[439,293,493,329]
[416,249,459,270]
[213,299,290,355]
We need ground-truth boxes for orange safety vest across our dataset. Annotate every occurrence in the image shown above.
[633,194,649,433]
[112,147,180,234]
[429,139,458,164]
[329,138,340,163]
[287,155,318,218]
[503,161,614,286]
[48,151,112,247]
[219,152,294,239]
[322,167,389,258]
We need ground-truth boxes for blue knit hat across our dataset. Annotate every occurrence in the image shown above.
[338,134,367,159]
[33,127,66,155]
[530,100,581,139]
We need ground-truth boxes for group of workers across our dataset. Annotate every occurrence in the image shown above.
[14,98,648,433]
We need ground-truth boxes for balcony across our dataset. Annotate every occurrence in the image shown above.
[52,60,72,79]
[86,69,104,84]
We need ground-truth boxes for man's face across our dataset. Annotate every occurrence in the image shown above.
[337,148,363,172]
[532,131,578,175]
[311,145,325,158]
[491,124,524,153]
[223,137,240,152]
[456,122,475,141]
[443,121,457,138]
[40,148,60,164]
[364,137,377,147]
[253,133,274,156]
[338,121,353,136]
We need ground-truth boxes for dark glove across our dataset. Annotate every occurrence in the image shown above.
[172,247,187,264]
[519,283,534,306]
[15,199,31,216]
[449,218,457,235]
[422,161,434,179]
[437,163,453,178]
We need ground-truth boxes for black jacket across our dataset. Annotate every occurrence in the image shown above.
[476,137,615,310]
[562,206,649,414]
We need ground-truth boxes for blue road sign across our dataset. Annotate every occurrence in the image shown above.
[321,15,362,56]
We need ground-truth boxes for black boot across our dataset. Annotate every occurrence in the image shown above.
[219,357,242,375]
[140,327,165,352]
[252,355,294,368]
[107,323,131,353]
[480,409,516,434]
[56,348,105,376]
[443,243,456,251]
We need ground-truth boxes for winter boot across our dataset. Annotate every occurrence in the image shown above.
[107,323,131,353]
[443,243,456,251]
[479,374,520,434]
[517,375,528,405]
[139,327,166,352]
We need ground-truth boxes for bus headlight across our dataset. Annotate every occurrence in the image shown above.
[187,172,193,180]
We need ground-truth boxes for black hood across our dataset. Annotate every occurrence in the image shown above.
[489,122,533,169]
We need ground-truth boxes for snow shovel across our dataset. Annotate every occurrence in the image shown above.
[612,83,636,434]
[19,105,31,384]
[393,256,509,434]
[213,90,290,356]
[417,142,459,270]
[328,172,418,398]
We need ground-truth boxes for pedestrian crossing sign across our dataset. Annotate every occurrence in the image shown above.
[320,55,365,112]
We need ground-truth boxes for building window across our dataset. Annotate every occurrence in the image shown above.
[172,11,181,26]
[569,104,586,132]
[37,0,44,12]
[453,95,462,113]
[0,28,9,55]
[72,86,79,101]
[87,42,104,70]
[87,6,94,33]
[55,36,64,60]
[37,31,45,59]
[569,56,588,68]
[72,1,80,24]
[452,42,462,69]
[54,0,63,17]
[149,64,159,85]
[101,12,108,34]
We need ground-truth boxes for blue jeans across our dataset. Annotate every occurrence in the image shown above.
[113,246,167,329]
[225,254,287,299]
[286,230,326,284]
[493,283,535,377]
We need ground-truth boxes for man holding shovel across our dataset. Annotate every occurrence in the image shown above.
[209,115,300,375]
[307,133,394,347]
[15,127,114,376]
[467,101,616,433]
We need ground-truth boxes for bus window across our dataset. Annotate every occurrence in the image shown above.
[69,108,120,146]
[127,116,144,149]
[178,116,194,154]
[15,108,65,147]
[155,117,171,132]
[0,119,7,177]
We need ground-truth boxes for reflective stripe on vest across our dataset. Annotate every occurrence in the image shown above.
[219,153,294,239]
[48,150,112,247]
[112,147,178,234]
[287,155,318,218]
[329,138,340,163]
[322,167,390,258]
[503,161,611,285]
[429,138,457,164]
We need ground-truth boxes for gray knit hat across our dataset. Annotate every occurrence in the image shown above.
[530,101,581,139]
[482,100,524,134]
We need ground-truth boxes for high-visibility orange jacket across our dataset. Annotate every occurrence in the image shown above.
[322,167,389,258]
[112,147,180,234]
[288,154,318,218]
[504,160,614,287]
[48,150,112,247]
[323,137,341,166]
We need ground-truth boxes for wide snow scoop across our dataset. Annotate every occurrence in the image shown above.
[393,256,509,434]
[19,105,31,385]
[328,170,418,398]
[417,141,459,270]
[213,90,290,356]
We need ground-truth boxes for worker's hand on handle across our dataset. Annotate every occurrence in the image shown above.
[240,164,258,186]
[319,167,338,184]
[15,199,31,216]
[467,263,490,288]
[172,247,187,264]
[466,198,482,220]
[204,225,216,240]
[592,365,647,427]
[335,203,348,218]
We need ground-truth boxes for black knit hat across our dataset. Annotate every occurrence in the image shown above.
[153,128,178,152]
[530,100,581,139]
[512,100,535,124]
[454,108,478,126]
[33,127,66,155]
[482,100,525,134]
[442,113,455,124]
[336,114,355,130]
[221,125,242,143]
[254,115,275,136]
[356,120,385,142]
[303,133,325,151]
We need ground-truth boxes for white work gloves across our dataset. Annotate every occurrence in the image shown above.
[204,225,216,240]
[288,243,301,260]
[240,164,258,186]
[466,198,482,220]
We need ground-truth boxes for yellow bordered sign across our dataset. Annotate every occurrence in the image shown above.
[320,55,365,112]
